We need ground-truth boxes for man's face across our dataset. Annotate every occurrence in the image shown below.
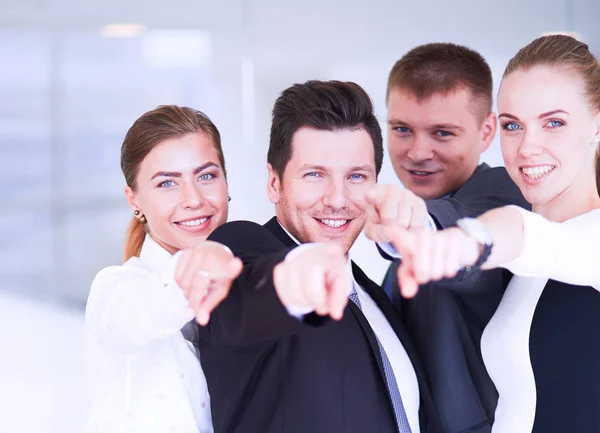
[267,127,377,254]
[386,87,496,199]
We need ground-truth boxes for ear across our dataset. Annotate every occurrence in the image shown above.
[267,163,282,204]
[124,185,140,213]
[480,112,497,153]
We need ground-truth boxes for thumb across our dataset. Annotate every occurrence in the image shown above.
[398,255,419,298]
[386,225,417,256]
[227,257,243,279]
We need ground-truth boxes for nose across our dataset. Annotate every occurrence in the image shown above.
[407,135,434,163]
[518,130,543,158]
[322,178,348,210]
[180,183,205,210]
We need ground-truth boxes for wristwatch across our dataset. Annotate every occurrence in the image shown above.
[456,218,494,272]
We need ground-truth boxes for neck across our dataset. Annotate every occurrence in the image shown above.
[533,174,600,222]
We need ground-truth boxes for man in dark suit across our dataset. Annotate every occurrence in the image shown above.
[371,44,530,433]
[198,80,441,433]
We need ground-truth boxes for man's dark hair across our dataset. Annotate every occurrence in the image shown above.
[268,80,383,178]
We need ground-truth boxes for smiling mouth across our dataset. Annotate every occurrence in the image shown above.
[406,169,439,177]
[316,218,350,228]
[521,165,556,180]
[175,216,210,226]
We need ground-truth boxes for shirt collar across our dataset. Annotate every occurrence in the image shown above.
[138,234,173,270]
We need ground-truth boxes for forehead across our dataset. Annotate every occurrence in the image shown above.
[139,132,219,172]
[387,87,481,128]
[498,66,588,117]
[287,127,375,169]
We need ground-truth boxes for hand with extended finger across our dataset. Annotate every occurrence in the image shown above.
[174,241,243,325]
[364,183,428,244]
[390,228,480,298]
[273,243,351,320]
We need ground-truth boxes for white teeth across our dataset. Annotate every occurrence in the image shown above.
[413,171,430,176]
[320,219,348,228]
[179,218,208,226]
[522,165,555,179]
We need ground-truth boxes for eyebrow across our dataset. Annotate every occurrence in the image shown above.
[498,109,570,121]
[299,164,375,173]
[350,164,376,173]
[299,164,329,172]
[538,109,570,119]
[387,118,464,131]
[151,162,220,180]
[432,123,464,131]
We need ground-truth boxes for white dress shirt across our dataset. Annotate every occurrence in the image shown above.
[279,222,421,432]
[83,235,213,433]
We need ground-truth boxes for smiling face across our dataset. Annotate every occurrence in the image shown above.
[125,132,229,254]
[267,127,377,254]
[498,65,600,213]
[386,87,497,199]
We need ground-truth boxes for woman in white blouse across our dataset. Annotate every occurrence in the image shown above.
[385,35,600,432]
[84,105,242,433]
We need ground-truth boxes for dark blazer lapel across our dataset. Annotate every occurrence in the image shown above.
[264,217,298,248]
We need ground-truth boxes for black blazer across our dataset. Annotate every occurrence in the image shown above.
[197,217,442,433]
[381,164,530,433]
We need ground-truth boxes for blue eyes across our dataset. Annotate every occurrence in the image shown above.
[547,120,564,128]
[502,122,521,131]
[393,127,453,137]
[157,173,216,188]
[158,180,175,188]
[502,119,565,131]
[304,172,366,181]
[199,173,215,181]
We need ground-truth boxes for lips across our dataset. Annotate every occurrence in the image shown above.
[176,217,209,226]
[520,165,556,180]
[173,215,213,233]
[318,218,348,228]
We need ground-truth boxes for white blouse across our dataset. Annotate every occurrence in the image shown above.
[481,206,600,433]
[83,235,213,433]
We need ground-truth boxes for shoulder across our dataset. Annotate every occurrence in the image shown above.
[208,220,287,255]
[87,258,149,301]
[464,165,513,187]
[456,165,529,207]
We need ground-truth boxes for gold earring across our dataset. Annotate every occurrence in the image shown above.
[134,210,147,224]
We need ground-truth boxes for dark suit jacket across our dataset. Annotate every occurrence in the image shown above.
[381,164,530,433]
[198,217,442,433]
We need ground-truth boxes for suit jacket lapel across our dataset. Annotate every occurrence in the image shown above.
[264,217,297,248]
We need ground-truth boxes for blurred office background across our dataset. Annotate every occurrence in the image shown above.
[0,0,598,431]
